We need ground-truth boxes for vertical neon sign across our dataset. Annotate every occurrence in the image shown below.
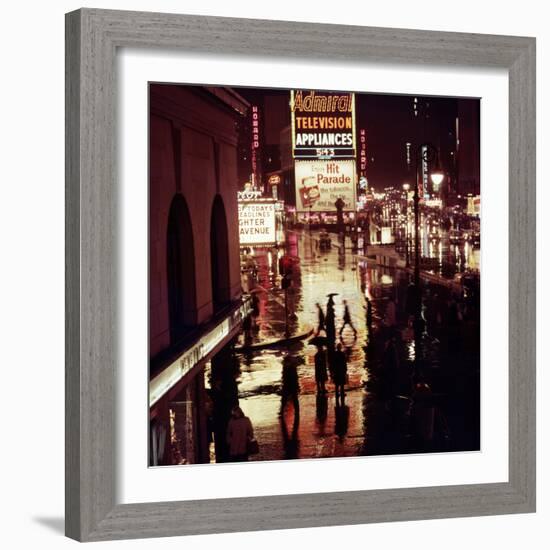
[251,105,260,189]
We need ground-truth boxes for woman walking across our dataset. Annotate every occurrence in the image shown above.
[339,299,357,338]
[226,406,255,462]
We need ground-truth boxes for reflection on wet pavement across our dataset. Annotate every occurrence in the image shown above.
[207,229,480,463]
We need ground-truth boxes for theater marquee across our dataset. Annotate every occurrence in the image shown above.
[238,199,277,245]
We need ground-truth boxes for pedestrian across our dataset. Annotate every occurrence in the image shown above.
[339,299,357,338]
[226,406,255,462]
[315,302,326,335]
[332,343,348,405]
[314,346,328,393]
[326,296,336,343]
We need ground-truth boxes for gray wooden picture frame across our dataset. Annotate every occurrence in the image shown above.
[65,8,536,542]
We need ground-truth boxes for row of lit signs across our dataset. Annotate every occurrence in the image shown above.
[291,90,358,212]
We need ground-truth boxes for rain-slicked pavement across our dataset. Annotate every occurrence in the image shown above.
[207,228,480,463]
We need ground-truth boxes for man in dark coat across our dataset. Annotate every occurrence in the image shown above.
[332,343,348,405]
[314,346,328,393]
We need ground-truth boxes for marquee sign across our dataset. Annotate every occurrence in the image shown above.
[237,189,262,201]
[149,298,252,408]
[291,90,356,160]
[238,199,277,245]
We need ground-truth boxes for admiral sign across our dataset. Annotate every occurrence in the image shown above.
[291,90,356,160]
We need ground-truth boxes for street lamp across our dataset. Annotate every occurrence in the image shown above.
[412,143,444,356]
[431,171,444,189]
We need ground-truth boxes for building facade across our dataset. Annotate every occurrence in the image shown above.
[149,84,250,466]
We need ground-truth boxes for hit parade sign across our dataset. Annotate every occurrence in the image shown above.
[294,160,356,212]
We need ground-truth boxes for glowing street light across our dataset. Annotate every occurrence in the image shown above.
[430,170,444,189]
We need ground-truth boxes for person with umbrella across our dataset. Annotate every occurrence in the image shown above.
[325,293,337,344]
[315,302,326,335]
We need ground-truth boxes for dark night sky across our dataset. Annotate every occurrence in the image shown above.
[235,85,479,193]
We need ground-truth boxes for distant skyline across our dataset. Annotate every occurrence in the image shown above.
[236,86,479,194]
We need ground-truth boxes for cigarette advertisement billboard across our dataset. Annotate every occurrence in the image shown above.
[294,160,356,212]
[238,200,277,245]
[291,90,356,160]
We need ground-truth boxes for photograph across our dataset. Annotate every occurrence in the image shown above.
[148,83,481,466]
[0,0,542,546]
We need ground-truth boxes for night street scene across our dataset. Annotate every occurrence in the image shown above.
[149,83,480,467]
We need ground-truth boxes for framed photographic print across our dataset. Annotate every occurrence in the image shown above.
[65,8,536,542]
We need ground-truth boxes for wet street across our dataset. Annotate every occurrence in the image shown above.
[206,228,480,463]
[148,85,483,470]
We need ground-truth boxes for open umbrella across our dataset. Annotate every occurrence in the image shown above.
[326,293,339,297]
[309,335,329,347]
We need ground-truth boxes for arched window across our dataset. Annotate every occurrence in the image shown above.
[166,194,196,344]
[210,195,230,313]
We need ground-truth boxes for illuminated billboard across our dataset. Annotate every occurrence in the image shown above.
[467,195,481,217]
[294,160,356,212]
[291,90,356,160]
[238,200,277,245]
